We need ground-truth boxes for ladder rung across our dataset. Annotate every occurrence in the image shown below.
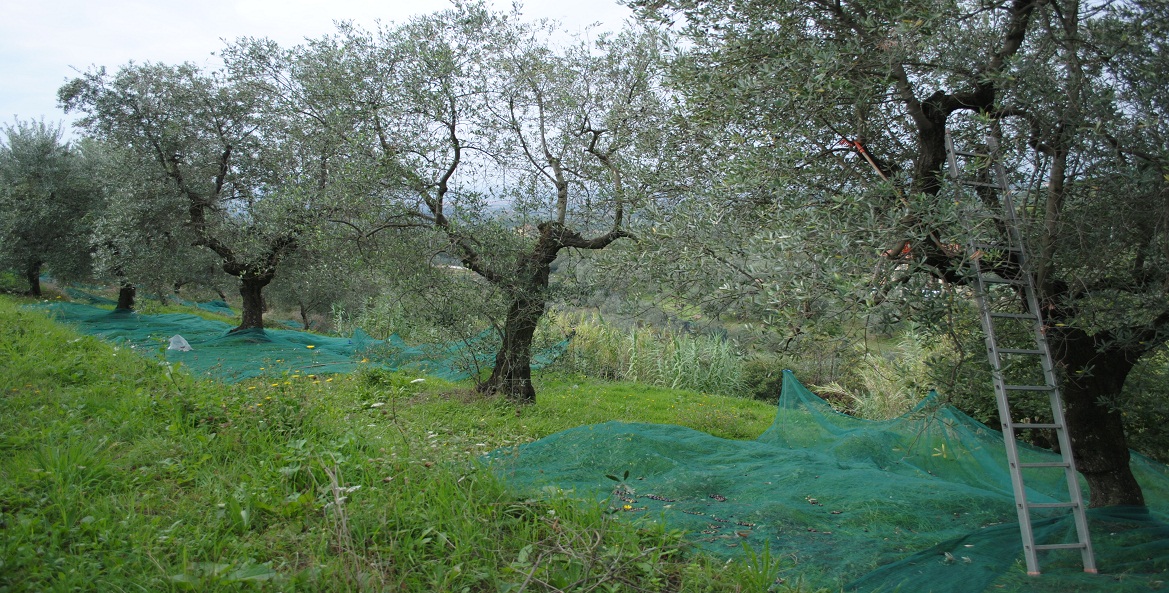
[959,180,1006,189]
[971,243,1019,252]
[1035,543,1088,551]
[1003,385,1055,392]
[990,312,1039,320]
[981,276,1024,285]
[953,149,989,158]
[1033,500,1075,509]
[1019,461,1071,469]
[1011,422,1062,430]
[997,348,1044,355]
[1033,502,1075,512]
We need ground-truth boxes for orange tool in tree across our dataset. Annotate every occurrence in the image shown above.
[839,138,891,184]
[840,138,912,259]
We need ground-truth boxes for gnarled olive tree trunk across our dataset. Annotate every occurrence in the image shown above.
[478,233,559,402]
[476,223,629,402]
[1051,327,1146,507]
[215,235,295,333]
[24,261,43,297]
[236,274,271,331]
[483,291,547,402]
[116,282,136,311]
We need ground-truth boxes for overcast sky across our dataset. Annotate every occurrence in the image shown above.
[1,0,634,133]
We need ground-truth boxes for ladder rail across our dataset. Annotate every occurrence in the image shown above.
[970,248,1043,573]
[1014,231,1097,575]
[947,130,1097,576]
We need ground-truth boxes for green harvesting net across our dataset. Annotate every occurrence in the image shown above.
[29,302,567,383]
[489,370,1169,592]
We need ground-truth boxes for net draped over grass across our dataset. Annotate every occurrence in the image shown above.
[2,297,790,592]
[489,370,1169,592]
[28,302,567,383]
[14,299,1169,591]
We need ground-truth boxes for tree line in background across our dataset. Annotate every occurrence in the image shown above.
[1,0,1166,508]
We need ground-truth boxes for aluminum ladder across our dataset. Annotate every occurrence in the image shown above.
[945,130,1096,576]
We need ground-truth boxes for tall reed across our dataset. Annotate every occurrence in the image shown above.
[815,326,942,419]
[543,311,747,398]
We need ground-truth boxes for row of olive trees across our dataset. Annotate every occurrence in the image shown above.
[2,113,284,313]
[8,0,1165,510]
[49,2,670,401]
[0,117,317,311]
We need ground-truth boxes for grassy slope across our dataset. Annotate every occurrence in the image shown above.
[0,295,809,592]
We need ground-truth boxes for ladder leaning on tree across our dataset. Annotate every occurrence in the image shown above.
[945,129,1097,576]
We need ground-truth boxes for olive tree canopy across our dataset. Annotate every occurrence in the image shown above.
[60,61,338,330]
[269,3,670,400]
[0,120,96,296]
[633,0,1169,507]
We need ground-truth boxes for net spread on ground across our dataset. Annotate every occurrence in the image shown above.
[25,301,1168,592]
[488,371,1169,592]
[30,301,566,383]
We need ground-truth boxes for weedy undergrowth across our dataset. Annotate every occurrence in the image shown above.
[543,310,748,398]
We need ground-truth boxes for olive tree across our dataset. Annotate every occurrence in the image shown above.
[0,120,96,296]
[634,0,1169,507]
[298,4,668,401]
[60,61,333,330]
[84,140,223,310]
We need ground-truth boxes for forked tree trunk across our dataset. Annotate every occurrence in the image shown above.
[481,293,546,403]
[116,282,136,311]
[1051,328,1145,507]
[461,220,627,402]
[479,233,560,402]
[25,261,42,297]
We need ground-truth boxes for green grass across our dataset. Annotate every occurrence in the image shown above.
[0,295,817,592]
[532,375,774,441]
